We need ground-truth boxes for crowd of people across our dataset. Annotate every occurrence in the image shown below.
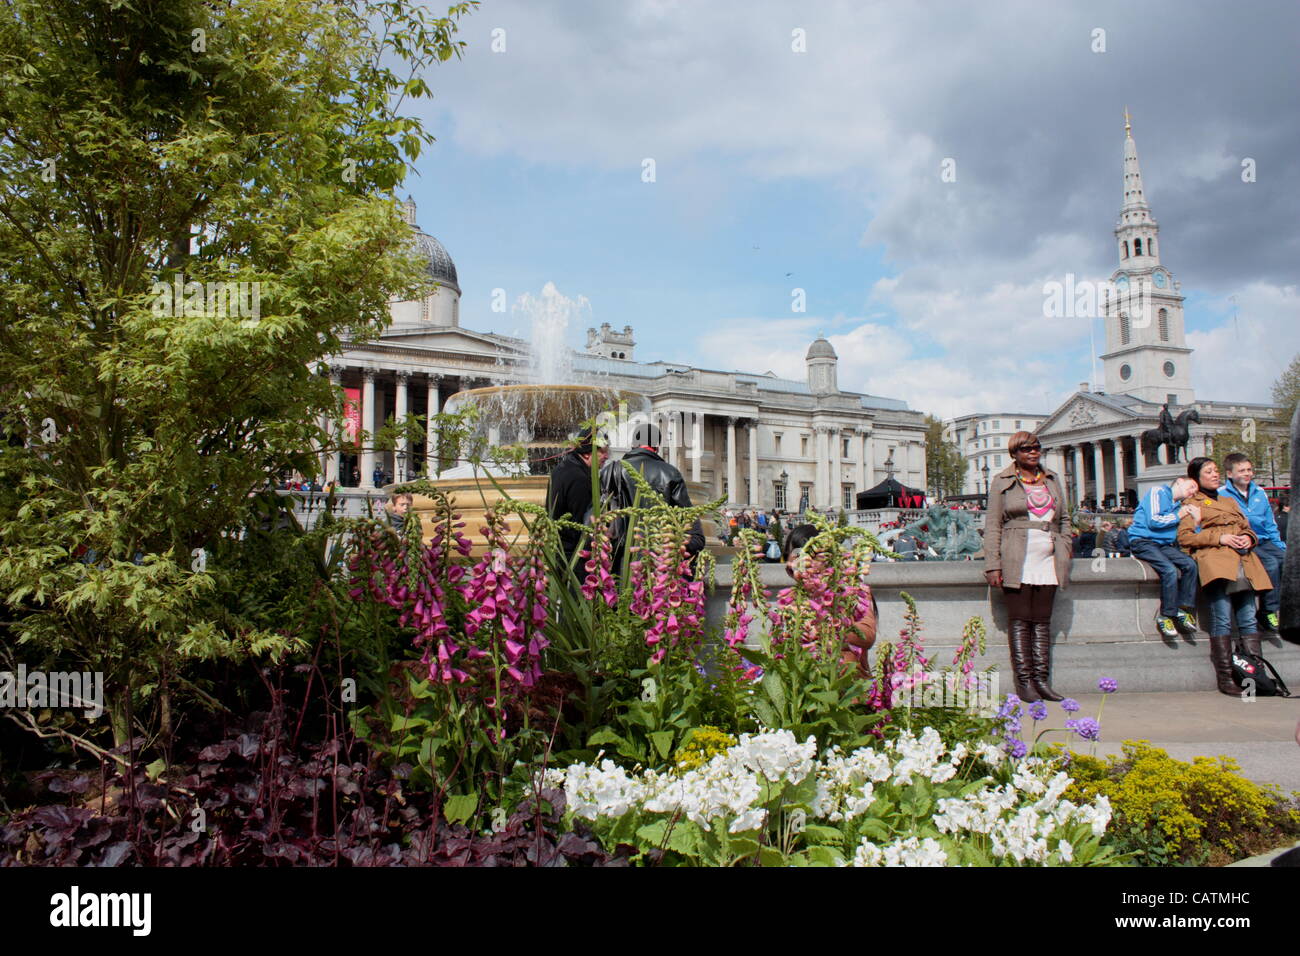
[364,423,1293,701]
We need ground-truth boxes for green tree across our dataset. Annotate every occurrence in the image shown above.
[1205,355,1297,484]
[0,0,475,750]
[924,414,966,500]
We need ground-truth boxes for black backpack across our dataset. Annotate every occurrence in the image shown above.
[1231,644,1292,697]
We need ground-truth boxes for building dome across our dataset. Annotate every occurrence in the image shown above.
[401,197,460,292]
[412,229,459,292]
[806,336,837,360]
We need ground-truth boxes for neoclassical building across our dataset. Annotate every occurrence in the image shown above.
[947,412,1048,497]
[320,199,929,510]
[950,116,1284,509]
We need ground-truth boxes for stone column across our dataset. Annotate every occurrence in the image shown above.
[856,427,867,496]
[663,410,676,469]
[691,413,702,483]
[361,369,377,488]
[726,417,738,505]
[1133,433,1144,479]
[394,371,409,482]
[1112,438,1125,507]
[815,426,829,507]
[863,429,874,490]
[748,420,759,507]
[1092,442,1106,508]
[829,427,841,510]
[1072,445,1085,508]
[426,375,442,476]
[325,365,343,484]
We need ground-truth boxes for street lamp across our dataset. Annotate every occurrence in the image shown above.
[779,468,789,510]
[982,461,990,501]
[396,449,407,484]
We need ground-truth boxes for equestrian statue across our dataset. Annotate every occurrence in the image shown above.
[1140,404,1201,466]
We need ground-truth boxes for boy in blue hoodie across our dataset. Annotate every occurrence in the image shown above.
[1221,453,1286,631]
[1130,476,1200,639]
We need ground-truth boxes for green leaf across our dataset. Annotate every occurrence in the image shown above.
[759,846,787,867]
[803,824,845,846]
[649,730,674,760]
[443,792,479,825]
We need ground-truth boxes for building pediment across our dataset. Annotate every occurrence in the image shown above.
[353,326,527,358]
[1037,392,1142,437]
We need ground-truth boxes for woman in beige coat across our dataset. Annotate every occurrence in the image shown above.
[1177,456,1272,695]
[983,432,1073,701]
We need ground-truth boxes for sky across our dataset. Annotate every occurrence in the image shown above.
[403,0,1300,419]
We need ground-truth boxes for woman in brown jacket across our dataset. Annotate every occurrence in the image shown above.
[983,432,1073,701]
[1177,456,1272,695]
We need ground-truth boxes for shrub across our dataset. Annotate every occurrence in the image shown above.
[1064,739,1300,864]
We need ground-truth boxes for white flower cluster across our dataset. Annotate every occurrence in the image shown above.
[547,727,1113,865]
[852,835,949,867]
[551,729,817,834]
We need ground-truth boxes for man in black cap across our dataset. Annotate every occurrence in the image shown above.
[602,422,706,574]
[546,426,607,568]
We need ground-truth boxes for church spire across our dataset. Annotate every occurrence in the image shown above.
[1115,111,1160,265]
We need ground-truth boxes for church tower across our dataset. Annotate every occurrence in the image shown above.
[1100,111,1194,406]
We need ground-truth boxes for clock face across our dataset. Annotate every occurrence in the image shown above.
[1163,361,1176,377]
[1116,275,1129,291]
[1120,364,1132,381]
[1154,271,1167,288]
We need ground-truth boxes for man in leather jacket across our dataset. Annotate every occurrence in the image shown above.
[602,423,706,573]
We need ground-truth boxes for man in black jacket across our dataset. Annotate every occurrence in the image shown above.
[602,423,706,573]
[546,427,607,567]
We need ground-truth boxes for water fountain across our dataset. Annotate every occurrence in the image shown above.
[407,283,646,552]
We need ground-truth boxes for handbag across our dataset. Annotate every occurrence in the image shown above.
[1231,643,1292,697]
[1224,558,1252,595]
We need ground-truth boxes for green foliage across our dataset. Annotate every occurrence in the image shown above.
[0,0,475,748]
[1064,739,1300,864]
[924,414,966,500]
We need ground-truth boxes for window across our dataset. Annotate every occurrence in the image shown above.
[774,480,787,511]
[1015,420,1022,429]
[1122,240,1129,258]
[843,485,854,511]
[1134,238,1143,256]
[1120,364,1132,380]
[1119,313,1130,345]
[1167,393,1178,406]
[1158,308,1169,341]
[799,484,813,510]
[843,437,851,458]
[993,420,1000,429]
[1163,361,1176,378]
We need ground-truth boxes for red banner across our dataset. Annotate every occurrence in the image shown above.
[343,387,361,446]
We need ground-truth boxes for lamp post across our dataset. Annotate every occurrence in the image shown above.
[982,461,990,504]
[396,450,407,484]
[779,469,789,510]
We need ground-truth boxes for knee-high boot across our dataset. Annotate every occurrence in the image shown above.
[1030,622,1064,701]
[1239,633,1262,658]
[1208,635,1245,696]
[1007,620,1040,703]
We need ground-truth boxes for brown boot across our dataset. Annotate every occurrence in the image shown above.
[1007,620,1040,703]
[1239,633,1262,658]
[1030,622,1064,701]
[1209,635,1245,696]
